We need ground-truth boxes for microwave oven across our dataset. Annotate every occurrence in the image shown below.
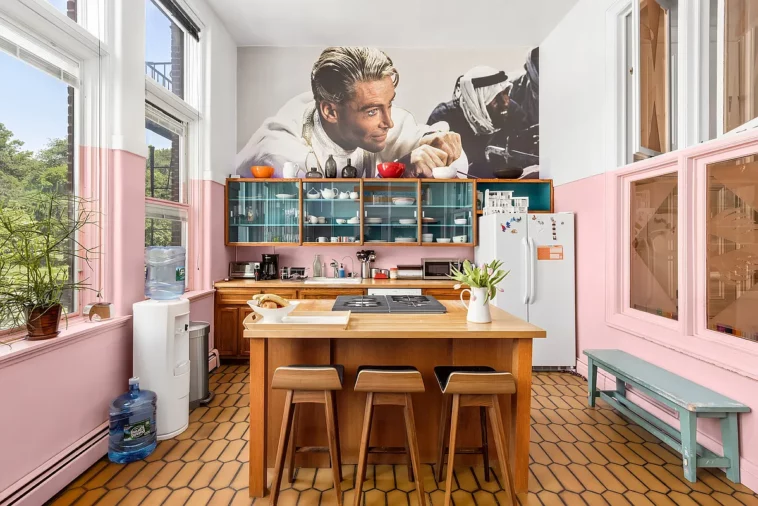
[421,258,465,280]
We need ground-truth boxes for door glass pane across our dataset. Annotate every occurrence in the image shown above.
[302,180,361,244]
[421,182,473,244]
[639,0,676,154]
[706,155,758,342]
[724,0,758,133]
[630,173,678,319]
[227,181,300,244]
[363,181,419,244]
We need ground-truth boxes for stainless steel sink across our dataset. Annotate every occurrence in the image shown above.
[304,277,362,284]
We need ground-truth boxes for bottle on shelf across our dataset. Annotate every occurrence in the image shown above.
[325,155,337,178]
[341,158,357,178]
[313,254,323,277]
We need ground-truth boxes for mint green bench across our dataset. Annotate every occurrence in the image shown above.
[584,349,750,484]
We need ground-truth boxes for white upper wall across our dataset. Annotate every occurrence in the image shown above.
[206,0,578,48]
[540,0,617,186]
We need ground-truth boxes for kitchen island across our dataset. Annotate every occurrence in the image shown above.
[243,299,546,498]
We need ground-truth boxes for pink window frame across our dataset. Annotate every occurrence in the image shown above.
[606,129,758,380]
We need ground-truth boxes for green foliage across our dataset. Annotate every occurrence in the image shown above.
[449,259,510,304]
[0,123,97,330]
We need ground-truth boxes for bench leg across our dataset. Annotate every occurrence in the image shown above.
[680,410,698,483]
[616,377,626,396]
[721,413,741,483]
[587,358,598,407]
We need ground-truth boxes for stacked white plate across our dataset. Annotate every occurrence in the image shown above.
[398,218,417,225]
[392,197,415,206]
[366,217,383,224]
[395,237,416,243]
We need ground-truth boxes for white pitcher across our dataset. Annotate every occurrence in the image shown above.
[282,162,301,178]
[460,287,492,323]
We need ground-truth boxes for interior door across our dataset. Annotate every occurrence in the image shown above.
[527,213,576,368]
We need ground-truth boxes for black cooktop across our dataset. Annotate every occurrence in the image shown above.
[332,295,446,314]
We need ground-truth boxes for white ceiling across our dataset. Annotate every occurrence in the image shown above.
[205,0,578,48]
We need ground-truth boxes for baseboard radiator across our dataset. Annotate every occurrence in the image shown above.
[0,423,108,506]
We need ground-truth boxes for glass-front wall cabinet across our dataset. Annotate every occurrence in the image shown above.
[629,173,679,319]
[421,181,474,244]
[302,180,362,245]
[707,155,758,342]
[226,180,301,244]
[363,180,419,244]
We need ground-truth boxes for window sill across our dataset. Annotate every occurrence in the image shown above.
[182,288,215,302]
[0,316,131,368]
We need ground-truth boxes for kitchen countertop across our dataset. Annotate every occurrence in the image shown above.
[242,299,546,339]
[214,278,461,289]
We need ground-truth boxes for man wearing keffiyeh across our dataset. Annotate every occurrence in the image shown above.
[427,65,530,179]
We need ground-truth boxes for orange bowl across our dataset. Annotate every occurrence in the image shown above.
[251,165,275,178]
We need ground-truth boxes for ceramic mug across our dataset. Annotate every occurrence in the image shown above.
[331,237,339,242]
[318,237,327,243]
[282,162,301,178]
[349,191,359,199]
[308,215,318,224]
[318,216,326,224]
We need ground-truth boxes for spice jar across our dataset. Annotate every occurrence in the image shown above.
[389,267,398,279]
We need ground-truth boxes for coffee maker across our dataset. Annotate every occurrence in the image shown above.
[260,254,279,280]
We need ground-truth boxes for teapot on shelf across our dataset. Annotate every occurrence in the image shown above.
[320,187,340,200]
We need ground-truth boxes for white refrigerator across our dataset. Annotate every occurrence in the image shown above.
[475,213,576,368]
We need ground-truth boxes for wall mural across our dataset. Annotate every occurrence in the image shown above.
[235,46,539,180]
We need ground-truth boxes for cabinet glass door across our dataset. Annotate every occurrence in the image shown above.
[227,180,300,244]
[302,180,362,245]
[420,181,474,244]
[706,154,758,342]
[363,180,419,244]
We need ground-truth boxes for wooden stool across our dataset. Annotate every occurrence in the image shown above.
[433,366,517,506]
[353,366,426,506]
[270,365,344,506]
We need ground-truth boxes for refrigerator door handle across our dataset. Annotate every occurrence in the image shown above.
[528,237,536,304]
[522,237,530,304]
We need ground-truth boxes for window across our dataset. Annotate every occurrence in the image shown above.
[144,103,189,285]
[0,3,104,335]
[630,173,679,319]
[633,0,678,158]
[706,155,758,341]
[46,0,76,21]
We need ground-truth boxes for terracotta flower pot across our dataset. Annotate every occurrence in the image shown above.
[26,304,63,340]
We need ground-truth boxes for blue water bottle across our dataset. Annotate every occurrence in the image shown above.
[108,377,157,463]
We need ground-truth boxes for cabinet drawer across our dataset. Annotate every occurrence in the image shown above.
[422,288,469,300]
[299,288,366,299]
[216,288,262,305]
[260,289,299,299]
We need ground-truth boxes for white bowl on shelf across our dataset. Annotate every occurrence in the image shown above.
[395,237,416,243]
[246,300,299,323]
[392,197,415,206]
[432,166,457,179]
[347,218,360,224]
[454,218,467,225]
[436,237,452,243]
[366,217,383,224]
[398,218,417,225]
[422,233,434,242]
[335,219,347,224]
[276,194,296,199]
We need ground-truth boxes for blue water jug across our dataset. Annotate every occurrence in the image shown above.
[145,246,186,300]
[108,377,157,463]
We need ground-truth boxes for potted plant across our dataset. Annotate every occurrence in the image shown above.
[0,191,96,340]
[450,259,509,323]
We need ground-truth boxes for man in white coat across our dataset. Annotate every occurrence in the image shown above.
[235,47,467,178]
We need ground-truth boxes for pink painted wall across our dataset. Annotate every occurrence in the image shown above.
[554,174,758,492]
[234,245,474,277]
[203,180,235,287]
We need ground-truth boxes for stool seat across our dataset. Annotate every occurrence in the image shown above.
[434,366,515,395]
[272,364,344,391]
[355,365,424,393]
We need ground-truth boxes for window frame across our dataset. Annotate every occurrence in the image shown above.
[0,0,108,335]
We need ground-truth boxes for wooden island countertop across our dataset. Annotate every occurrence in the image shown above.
[244,299,545,499]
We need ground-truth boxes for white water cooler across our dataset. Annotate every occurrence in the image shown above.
[133,299,190,439]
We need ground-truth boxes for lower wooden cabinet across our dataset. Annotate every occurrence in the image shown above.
[299,288,365,299]
[215,306,240,357]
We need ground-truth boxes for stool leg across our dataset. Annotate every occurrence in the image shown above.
[488,395,516,504]
[286,404,298,483]
[403,393,426,506]
[480,406,490,482]
[443,394,461,506]
[270,390,296,506]
[353,393,374,506]
[324,391,343,506]
[332,391,344,483]
[435,394,451,482]
[405,429,414,482]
